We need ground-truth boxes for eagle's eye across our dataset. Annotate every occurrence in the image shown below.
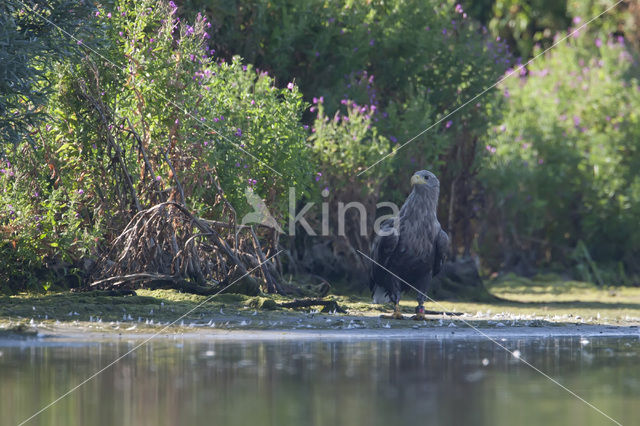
[425,175,429,179]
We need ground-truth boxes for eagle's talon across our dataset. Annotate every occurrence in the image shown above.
[380,303,404,319]
[412,305,426,320]
[379,313,405,319]
[390,311,405,320]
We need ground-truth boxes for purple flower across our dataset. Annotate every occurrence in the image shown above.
[595,38,602,48]
[175,119,180,125]
[442,28,447,35]
[445,120,452,129]
[573,16,581,25]
[369,39,375,46]
[95,11,100,17]
[573,115,581,127]
[169,1,177,8]
[455,4,463,13]
[287,82,294,90]
[235,128,242,137]
[107,12,111,18]
[77,189,84,195]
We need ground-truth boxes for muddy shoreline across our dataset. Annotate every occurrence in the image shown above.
[2,318,639,345]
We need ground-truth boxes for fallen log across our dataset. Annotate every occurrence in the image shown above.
[278,298,346,313]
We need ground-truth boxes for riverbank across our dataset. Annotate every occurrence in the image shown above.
[2,274,640,337]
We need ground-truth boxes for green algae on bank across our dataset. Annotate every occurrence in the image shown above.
[1,275,640,332]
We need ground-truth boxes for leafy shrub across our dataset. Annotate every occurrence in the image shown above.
[0,0,312,291]
[199,1,510,250]
[481,31,640,278]
[0,0,94,145]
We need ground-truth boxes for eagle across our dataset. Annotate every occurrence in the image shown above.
[369,170,449,320]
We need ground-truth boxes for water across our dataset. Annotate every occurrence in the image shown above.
[1,334,639,426]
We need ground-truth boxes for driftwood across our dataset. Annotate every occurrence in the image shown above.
[76,60,283,295]
[278,298,346,313]
[93,202,242,286]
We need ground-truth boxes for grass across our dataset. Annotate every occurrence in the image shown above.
[1,274,640,333]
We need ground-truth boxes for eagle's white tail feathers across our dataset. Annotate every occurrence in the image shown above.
[372,286,391,304]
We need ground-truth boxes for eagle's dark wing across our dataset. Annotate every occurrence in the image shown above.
[369,218,399,293]
[433,228,449,276]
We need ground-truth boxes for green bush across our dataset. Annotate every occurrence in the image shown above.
[0,0,94,145]
[481,31,640,278]
[0,0,313,291]
[198,1,510,226]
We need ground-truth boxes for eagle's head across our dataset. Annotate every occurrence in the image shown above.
[410,170,439,188]
[410,170,440,205]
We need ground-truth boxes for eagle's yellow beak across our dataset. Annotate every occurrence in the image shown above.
[411,174,427,186]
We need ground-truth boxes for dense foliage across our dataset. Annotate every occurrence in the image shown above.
[481,30,640,281]
[1,0,311,290]
[0,0,93,145]
[2,0,640,293]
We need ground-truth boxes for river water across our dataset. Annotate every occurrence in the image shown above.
[1,332,639,425]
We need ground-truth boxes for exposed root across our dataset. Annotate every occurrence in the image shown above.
[91,202,282,294]
[278,298,346,313]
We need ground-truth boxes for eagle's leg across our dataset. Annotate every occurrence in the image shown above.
[380,289,404,319]
[411,278,429,321]
[390,302,404,319]
[412,303,426,321]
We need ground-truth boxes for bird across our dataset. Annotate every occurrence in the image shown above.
[369,170,449,320]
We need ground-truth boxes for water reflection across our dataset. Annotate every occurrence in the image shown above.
[1,336,638,425]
